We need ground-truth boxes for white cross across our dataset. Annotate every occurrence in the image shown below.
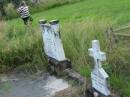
[88,40,106,69]
[88,40,110,96]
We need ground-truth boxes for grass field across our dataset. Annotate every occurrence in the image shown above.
[1,0,130,96]
[8,0,130,25]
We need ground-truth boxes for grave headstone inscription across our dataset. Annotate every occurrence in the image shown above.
[88,40,111,96]
[39,19,71,74]
[39,20,66,61]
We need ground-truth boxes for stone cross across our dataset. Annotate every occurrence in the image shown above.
[88,40,110,96]
[39,20,66,61]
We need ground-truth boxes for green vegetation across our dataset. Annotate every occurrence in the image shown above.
[1,0,84,19]
[0,0,130,96]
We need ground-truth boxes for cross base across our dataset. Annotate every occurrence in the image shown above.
[85,87,113,97]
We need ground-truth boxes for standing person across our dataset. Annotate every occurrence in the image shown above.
[17,1,33,25]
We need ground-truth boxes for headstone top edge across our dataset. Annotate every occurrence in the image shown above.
[39,19,47,24]
[49,20,59,25]
[92,40,100,50]
[92,40,99,43]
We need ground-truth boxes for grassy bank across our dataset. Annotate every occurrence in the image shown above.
[4,0,84,19]
[1,0,130,96]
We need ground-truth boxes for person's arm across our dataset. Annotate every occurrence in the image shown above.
[17,7,21,13]
[17,7,22,16]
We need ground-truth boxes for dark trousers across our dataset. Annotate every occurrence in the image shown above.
[22,16,33,25]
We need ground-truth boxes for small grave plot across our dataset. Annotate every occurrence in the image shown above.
[106,26,130,51]
[86,40,121,97]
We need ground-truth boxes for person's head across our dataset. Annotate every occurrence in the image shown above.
[20,1,26,6]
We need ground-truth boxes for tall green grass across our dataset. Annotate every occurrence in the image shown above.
[0,21,47,73]
[61,20,130,97]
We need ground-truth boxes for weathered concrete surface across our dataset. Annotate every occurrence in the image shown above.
[52,86,84,97]
[0,71,85,97]
[0,72,70,97]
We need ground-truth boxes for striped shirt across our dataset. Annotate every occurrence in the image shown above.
[17,6,30,18]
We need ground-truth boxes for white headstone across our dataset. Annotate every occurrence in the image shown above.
[88,40,110,96]
[39,20,66,61]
